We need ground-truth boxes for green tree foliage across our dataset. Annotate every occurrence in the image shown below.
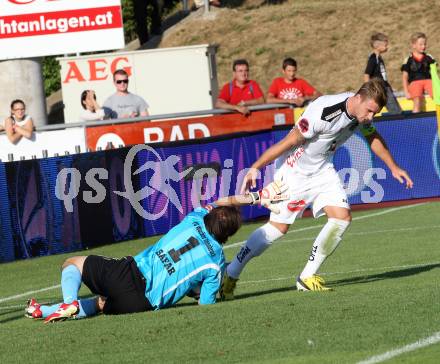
[42,56,61,97]
[122,0,137,43]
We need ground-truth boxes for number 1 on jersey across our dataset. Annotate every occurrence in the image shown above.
[168,237,200,263]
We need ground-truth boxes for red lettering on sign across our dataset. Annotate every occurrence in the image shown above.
[110,57,132,77]
[63,61,86,83]
[63,57,133,83]
[89,59,108,81]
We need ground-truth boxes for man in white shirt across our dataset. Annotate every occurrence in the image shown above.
[103,69,150,119]
[220,78,413,297]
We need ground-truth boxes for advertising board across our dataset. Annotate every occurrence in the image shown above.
[0,0,124,59]
[58,45,219,122]
[85,108,294,150]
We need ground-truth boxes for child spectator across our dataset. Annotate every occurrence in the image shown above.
[80,90,105,121]
[401,32,436,113]
[216,59,265,116]
[267,57,321,107]
[364,33,402,114]
[3,99,34,144]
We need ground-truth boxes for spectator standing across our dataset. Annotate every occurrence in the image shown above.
[79,90,105,121]
[401,32,436,113]
[267,57,321,107]
[103,69,150,119]
[3,99,34,144]
[133,0,162,45]
[364,33,402,114]
[216,59,265,115]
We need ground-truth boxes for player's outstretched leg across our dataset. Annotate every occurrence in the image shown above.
[25,298,43,319]
[42,256,88,323]
[220,222,285,300]
[296,218,350,291]
[44,301,80,323]
[26,297,100,322]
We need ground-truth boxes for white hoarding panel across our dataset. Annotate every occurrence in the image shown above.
[58,45,218,123]
[0,0,124,60]
[0,127,86,161]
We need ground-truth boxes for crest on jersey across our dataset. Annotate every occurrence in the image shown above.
[298,118,309,133]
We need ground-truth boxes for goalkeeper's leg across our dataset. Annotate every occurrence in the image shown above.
[38,297,100,320]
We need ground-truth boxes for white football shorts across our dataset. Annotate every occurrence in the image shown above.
[270,166,350,225]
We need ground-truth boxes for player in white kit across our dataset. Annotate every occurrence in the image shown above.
[220,78,413,297]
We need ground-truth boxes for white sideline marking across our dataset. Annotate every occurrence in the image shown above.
[0,304,25,310]
[0,202,429,304]
[225,203,429,250]
[0,284,60,304]
[237,261,440,285]
[282,225,440,244]
[356,331,440,364]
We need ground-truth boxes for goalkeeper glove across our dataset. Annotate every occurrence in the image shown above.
[249,180,289,214]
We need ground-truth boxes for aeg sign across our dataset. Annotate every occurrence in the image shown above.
[0,0,124,60]
[62,57,132,83]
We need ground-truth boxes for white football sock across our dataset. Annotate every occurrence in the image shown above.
[227,223,284,279]
[300,218,350,279]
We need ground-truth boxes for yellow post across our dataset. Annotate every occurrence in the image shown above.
[430,63,440,137]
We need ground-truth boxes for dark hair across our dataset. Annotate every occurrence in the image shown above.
[10,99,25,110]
[204,206,242,244]
[370,32,388,48]
[113,69,129,81]
[355,78,387,109]
[80,90,96,109]
[10,99,25,117]
[282,57,297,70]
[232,59,249,71]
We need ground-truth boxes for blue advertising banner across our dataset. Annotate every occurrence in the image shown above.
[0,114,439,262]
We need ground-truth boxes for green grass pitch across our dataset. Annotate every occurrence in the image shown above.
[1,202,439,363]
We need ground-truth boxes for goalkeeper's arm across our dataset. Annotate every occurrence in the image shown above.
[213,180,289,214]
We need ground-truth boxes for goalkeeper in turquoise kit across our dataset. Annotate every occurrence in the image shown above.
[25,181,288,323]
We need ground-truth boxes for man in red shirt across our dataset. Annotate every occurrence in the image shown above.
[267,58,321,107]
[216,59,265,115]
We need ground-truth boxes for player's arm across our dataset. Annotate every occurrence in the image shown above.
[4,118,23,144]
[242,96,265,106]
[365,131,413,189]
[214,180,289,214]
[198,271,222,305]
[215,98,250,115]
[241,127,305,192]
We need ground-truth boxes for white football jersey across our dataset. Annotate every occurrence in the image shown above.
[279,92,375,176]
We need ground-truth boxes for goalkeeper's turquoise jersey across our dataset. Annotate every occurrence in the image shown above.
[134,207,225,309]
